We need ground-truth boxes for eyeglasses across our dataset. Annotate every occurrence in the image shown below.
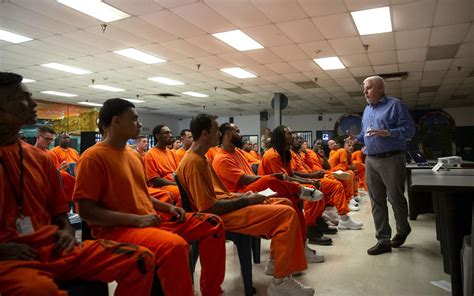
[40,135,54,142]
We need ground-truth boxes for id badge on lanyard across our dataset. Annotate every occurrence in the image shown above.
[16,216,34,236]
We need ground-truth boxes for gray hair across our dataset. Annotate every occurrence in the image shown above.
[363,75,385,88]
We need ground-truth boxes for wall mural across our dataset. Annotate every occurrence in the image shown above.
[416,110,456,159]
[333,113,362,142]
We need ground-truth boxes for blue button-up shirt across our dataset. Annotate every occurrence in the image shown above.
[357,96,415,155]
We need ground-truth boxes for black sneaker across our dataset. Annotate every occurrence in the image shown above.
[316,218,338,235]
[391,227,411,248]
[308,234,333,246]
[367,242,391,255]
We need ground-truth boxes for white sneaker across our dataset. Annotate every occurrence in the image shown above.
[267,276,315,296]
[338,216,363,230]
[265,259,305,276]
[353,196,361,202]
[322,207,340,224]
[331,170,351,180]
[349,203,360,211]
[299,186,323,202]
[304,245,325,263]
[350,198,359,207]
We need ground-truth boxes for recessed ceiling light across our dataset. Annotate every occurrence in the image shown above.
[212,30,263,51]
[0,29,32,44]
[148,77,184,86]
[182,91,208,98]
[221,67,256,79]
[313,57,346,70]
[22,78,36,83]
[41,63,92,75]
[57,0,130,22]
[78,101,103,107]
[122,98,145,103]
[89,85,125,92]
[351,6,392,35]
[114,48,166,64]
[41,91,77,97]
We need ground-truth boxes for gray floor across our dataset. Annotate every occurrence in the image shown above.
[110,192,451,295]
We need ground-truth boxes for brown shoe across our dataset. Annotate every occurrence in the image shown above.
[367,242,391,255]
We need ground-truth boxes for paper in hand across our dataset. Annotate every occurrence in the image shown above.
[258,188,278,197]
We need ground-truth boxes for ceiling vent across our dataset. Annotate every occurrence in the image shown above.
[294,81,320,89]
[378,72,408,81]
[226,87,251,94]
[155,93,179,97]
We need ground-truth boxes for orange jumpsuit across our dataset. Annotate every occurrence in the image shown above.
[205,146,221,164]
[0,142,155,296]
[177,150,307,278]
[73,143,226,296]
[290,151,349,224]
[144,147,180,203]
[328,148,357,198]
[174,147,187,165]
[48,149,76,202]
[250,150,261,160]
[241,149,261,165]
[352,150,367,190]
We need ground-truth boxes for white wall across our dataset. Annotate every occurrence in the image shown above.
[443,107,474,126]
[138,112,180,135]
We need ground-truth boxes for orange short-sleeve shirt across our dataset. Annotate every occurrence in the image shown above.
[174,148,186,165]
[0,142,68,244]
[258,148,294,176]
[290,150,309,173]
[73,142,155,236]
[50,146,80,163]
[176,150,232,212]
[144,147,178,182]
[212,149,254,192]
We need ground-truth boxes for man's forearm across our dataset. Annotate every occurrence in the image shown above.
[151,177,176,187]
[238,174,260,186]
[150,197,173,213]
[78,200,140,227]
[203,197,250,215]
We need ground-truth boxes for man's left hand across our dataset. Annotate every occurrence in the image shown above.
[54,228,77,257]
[169,206,186,223]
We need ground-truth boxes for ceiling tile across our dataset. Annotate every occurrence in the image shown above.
[245,49,284,64]
[218,52,259,67]
[399,62,425,72]
[288,60,322,72]
[312,13,358,39]
[426,44,460,60]
[424,59,453,71]
[340,54,371,67]
[397,47,427,63]
[171,2,235,33]
[395,28,431,49]
[276,19,325,43]
[344,0,389,11]
[374,64,399,74]
[112,17,178,43]
[64,30,125,51]
[85,25,150,48]
[266,62,299,74]
[139,9,206,38]
[297,0,348,17]
[244,24,293,47]
[429,23,471,46]
[161,39,212,58]
[270,45,308,61]
[152,0,199,9]
[433,0,473,26]
[297,40,336,59]
[360,33,396,52]
[456,42,474,58]
[328,37,365,55]
[391,0,436,31]
[251,0,307,23]
[203,0,270,27]
[348,66,375,77]
[367,51,397,65]
[105,0,164,15]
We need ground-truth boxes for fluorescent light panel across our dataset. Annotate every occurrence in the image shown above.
[351,6,392,35]
[148,77,184,86]
[41,63,92,75]
[182,91,208,98]
[0,29,32,43]
[114,48,166,64]
[313,57,345,70]
[212,30,263,51]
[41,91,77,97]
[57,0,130,22]
[89,85,125,92]
[22,78,36,83]
[221,67,256,79]
[79,101,103,107]
[122,98,145,103]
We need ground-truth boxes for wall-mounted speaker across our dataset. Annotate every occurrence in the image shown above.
[229,117,234,123]
[260,111,269,121]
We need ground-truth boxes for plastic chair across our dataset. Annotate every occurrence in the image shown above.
[174,174,256,296]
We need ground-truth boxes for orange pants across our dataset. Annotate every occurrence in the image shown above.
[160,184,182,206]
[0,239,155,296]
[336,170,356,200]
[303,178,339,226]
[353,161,367,190]
[241,175,306,241]
[97,212,225,296]
[221,201,307,278]
[320,176,350,216]
[148,187,182,207]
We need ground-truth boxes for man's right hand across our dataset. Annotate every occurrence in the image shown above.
[0,243,37,261]
[248,194,270,205]
[134,214,162,228]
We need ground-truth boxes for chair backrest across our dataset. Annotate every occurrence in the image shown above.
[174,174,193,212]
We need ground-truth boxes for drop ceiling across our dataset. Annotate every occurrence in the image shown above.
[1,0,473,117]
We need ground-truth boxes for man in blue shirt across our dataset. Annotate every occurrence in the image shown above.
[352,76,415,255]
